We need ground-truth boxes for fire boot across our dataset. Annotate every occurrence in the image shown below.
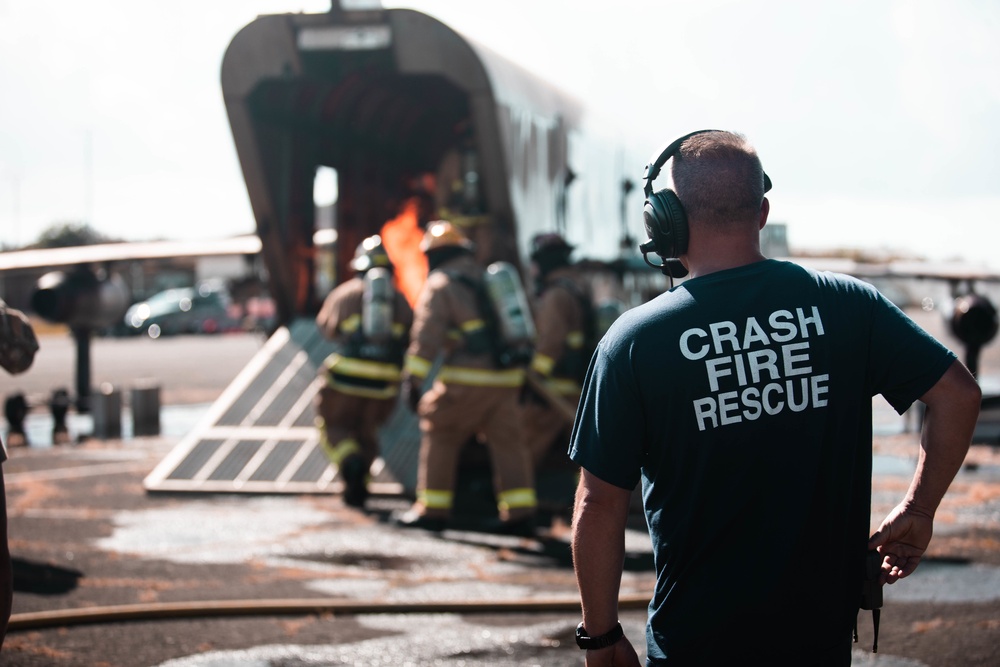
[339,453,370,509]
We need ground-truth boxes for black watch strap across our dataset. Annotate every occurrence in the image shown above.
[576,621,624,650]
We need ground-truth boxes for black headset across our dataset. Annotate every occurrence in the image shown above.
[639,129,772,279]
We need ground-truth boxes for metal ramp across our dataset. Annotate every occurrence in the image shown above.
[143,319,420,496]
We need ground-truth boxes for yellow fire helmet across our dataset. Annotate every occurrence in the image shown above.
[420,220,474,253]
[350,235,393,272]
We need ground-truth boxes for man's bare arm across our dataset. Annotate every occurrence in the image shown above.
[869,359,981,583]
[572,469,641,666]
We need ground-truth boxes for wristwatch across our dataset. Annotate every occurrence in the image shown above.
[575,621,624,650]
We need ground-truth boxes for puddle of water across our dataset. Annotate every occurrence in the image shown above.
[873,454,916,476]
[94,497,331,564]
[14,402,211,447]
[884,561,1000,603]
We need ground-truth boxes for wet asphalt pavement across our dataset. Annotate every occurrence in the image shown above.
[3,326,1000,666]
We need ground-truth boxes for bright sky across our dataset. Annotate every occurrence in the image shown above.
[1,0,999,267]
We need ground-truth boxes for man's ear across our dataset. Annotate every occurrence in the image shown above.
[759,197,770,230]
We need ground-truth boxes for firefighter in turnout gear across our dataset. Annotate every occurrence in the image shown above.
[315,235,413,509]
[396,221,538,534]
[522,233,592,466]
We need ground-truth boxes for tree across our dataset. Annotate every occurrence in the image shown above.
[29,222,122,249]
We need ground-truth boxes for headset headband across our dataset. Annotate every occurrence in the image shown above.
[642,129,772,198]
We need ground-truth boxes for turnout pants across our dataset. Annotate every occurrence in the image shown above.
[415,383,536,522]
[316,385,397,471]
[520,391,580,467]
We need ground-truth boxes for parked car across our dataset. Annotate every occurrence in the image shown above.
[123,281,242,338]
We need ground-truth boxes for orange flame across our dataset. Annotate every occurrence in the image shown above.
[381,199,427,308]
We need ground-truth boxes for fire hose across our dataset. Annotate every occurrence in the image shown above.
[8,593,652,631]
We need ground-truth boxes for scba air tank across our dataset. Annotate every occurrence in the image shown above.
[483,261,536,345]
[362,267,394,342]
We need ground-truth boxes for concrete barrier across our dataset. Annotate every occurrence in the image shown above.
[131,383,161,437]
[91,383,121,439]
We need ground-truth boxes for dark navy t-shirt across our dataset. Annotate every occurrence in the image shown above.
[569,259,956,664]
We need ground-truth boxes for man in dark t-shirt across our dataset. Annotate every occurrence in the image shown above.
[568,131,981,666]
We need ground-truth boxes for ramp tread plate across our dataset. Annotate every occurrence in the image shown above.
[257,370,315,426]
[207,440,266,481]
[166,440,225,480]
[145,320,415,497]
[292,401,316,428]
[377,403,421,492]
[289,444,332,483]
[248,441,306,482]
[216,343,300,426]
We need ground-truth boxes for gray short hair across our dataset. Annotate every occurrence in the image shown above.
[671,131,766,228]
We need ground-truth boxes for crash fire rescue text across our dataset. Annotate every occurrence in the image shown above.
[682,305,829,431]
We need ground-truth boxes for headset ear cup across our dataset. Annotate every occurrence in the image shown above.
[660,190,688,256]
[644,189,688,258]
[642,201,664,255]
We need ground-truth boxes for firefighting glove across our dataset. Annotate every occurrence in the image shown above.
[401,376,423,413]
